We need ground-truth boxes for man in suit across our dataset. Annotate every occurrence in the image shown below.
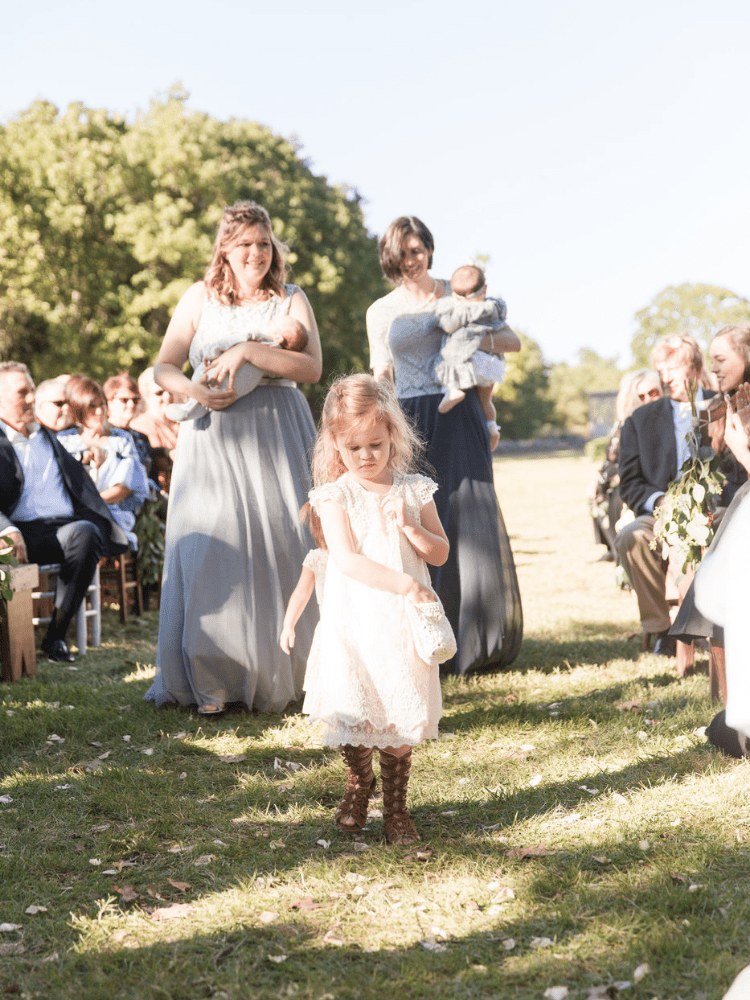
[615,333,711,656]
[0,362,127,662]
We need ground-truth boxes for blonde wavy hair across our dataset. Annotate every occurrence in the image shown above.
[311,374,424,487]
[204,201,288,304]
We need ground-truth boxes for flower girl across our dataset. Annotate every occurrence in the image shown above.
[299,374,449,844]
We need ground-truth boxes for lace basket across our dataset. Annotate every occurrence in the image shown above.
[405,599,457,667]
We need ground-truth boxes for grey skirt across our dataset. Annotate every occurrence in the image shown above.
[145,386,318,713]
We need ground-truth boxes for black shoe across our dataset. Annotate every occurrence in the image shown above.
[652,631,677,657]
[43,639,75,663]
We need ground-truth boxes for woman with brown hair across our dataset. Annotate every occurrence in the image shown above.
[58,377,150,550]
[366,216,523,675]
[144,201,322,715]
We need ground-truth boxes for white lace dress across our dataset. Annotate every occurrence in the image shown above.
[303,472,443,748]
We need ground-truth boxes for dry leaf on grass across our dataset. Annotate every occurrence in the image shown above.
[193,854,215,866]
[269,841,285,851]
[0,795,14,804]
[150,903,195,921]
[491,887,516,904]
[88,858,102,866]
[316,839,331,849]
[291,896,320,911]
[168,879,190,893]
[113,884,140,903]
[146,887,165,901]
[616,700,642,712]
[507,845,552,860]
[268,954,287,963]
[323,928,345,946]
[24,906,47,915]
[0,923,22,932]
[258,911,278,923]
[593,855,611,864]
[633,964,649,981]
[218,754,247,764]
[502,938,516,950]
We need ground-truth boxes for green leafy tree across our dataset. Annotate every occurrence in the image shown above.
[548,348,622,432]
[631,283,750,366]
[493,332,560,439]
[0,88,385,410]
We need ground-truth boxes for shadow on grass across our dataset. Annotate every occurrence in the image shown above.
[3,824,747,1000]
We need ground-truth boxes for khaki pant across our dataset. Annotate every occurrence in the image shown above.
[615,514,671,634]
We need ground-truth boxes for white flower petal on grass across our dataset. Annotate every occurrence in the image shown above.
[212,839,228,847]
[544,988,568,1000]
[420,936,447,953]
[0,796,13,805]
[24,906,47,915]
[688,883,704,892]
[353,842,370,852]
[193,854,215,866]
[316,839,331,849]
[0,924,22,932]
[633,964,650,982]
[502,938,516,950]
[258,911,278,923]
[47,734,63,743]
[102,870,117,875]
[528,774,542,787]
[122,735,131,743]
[531,936,554,948]
[579,785,599,795]
[141,748,154,756]
[267,954,287,963]
[89,859,102,866]
[54,784,72,791]
[638,840,651,851]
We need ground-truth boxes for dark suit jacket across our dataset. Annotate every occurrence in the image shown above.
[619,394,719,516]
[618,397,680,516]
[0,424,128,556]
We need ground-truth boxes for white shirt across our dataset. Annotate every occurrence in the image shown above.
[644,392,705,514]
[0,419,74,525]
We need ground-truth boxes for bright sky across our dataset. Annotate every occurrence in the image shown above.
[4,0,749,365]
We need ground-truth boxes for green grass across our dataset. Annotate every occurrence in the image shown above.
[1,453,748,1000]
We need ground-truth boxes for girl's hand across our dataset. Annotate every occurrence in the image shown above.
[381,496,413,531]
[404,577,436,605]
[204,342,253,392]
[279,623,295,654]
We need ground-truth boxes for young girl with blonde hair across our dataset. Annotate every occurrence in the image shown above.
[299,373,449,844]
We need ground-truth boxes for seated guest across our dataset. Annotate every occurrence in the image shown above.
[57,378,150,551]
[34,379,74,434]
[670,327,750,655]
[615,333,712,657]
[102,374,153,477]
[0,362,127,662]
[590,369,663,561]
[129,367,179,493]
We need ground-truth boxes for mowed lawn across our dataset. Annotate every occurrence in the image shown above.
[1,452,748,1000]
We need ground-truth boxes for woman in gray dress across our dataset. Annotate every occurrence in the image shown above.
[367,216,523,675]
[145,202,322,715]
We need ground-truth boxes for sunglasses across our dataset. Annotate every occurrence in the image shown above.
[43,399,69,409]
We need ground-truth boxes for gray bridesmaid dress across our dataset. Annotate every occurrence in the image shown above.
[145,285,317,713]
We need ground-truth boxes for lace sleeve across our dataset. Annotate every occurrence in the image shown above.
[405,474,439,509]
[308,480,350,512]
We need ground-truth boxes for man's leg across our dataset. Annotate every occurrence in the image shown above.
[614,514,671,634]
[20,518,103,647]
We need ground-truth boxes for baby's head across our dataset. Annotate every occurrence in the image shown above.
[312,373,423,485]
[272,316,309,352]
[451,264,486,300]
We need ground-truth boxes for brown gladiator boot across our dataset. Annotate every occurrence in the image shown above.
[335,745,376,832]
[379,748,420,845]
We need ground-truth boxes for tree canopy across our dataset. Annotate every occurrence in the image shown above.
[547,347,622,432]
[493,332,561,439]
[631,283,750,366]
[0,89,386,409]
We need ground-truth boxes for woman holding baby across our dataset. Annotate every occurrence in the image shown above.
[145,201,321,715]
[366,215,523,675]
